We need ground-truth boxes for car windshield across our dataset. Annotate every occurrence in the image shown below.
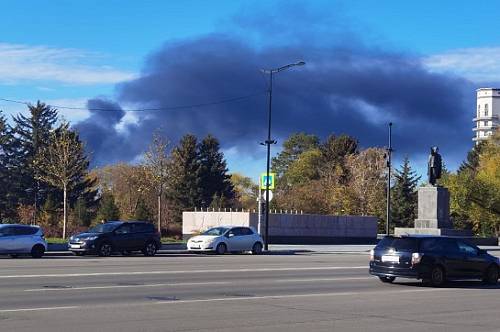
[376,237,418,252]
[88,223,120,233]
[202,227,229,236]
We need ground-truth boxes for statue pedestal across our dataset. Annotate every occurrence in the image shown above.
[395,186,472,237]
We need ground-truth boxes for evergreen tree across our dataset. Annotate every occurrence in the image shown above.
[12,101,58,207]
[271,133,320,179]
[72,197,93,227]
[96,192,120,222]
[391,157,421,228]
[166,134,202,223]
[198,134,235,207]
[458,141,486,174]
[133,198,152,222]
[0,112,11,220]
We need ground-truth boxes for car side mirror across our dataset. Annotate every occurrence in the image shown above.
[228,233,234,238]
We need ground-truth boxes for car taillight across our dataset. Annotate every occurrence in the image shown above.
[370,249,375,261]
[411,252,422,265]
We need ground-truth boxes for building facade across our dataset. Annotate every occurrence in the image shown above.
[474,88,499,143]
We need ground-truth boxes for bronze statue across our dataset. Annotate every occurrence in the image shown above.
[428,146,442,186]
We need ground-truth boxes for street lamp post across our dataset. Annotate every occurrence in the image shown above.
[386,122,393,236]
[261,61,305,251]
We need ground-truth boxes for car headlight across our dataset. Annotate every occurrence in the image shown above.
[85,236,99,241]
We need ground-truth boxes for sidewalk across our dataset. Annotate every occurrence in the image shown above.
[46,243,500,256]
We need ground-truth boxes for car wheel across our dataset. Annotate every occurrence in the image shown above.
[98,242,113,257]
[31,244,45,258]
[215,243,227,255]
[483,265,499,285]
[430,265,446,287]
[142,242,157,257]
[252,242,263,255]
[378,276,395,283]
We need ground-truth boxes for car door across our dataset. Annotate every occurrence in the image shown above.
[440,239,465,278]
[113,223,135,250]
[457,241,486,277]
[239,227,255,251]
[0,226,12,253]
[225,228,243,251]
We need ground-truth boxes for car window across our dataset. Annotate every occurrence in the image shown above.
[134,223,154,233]
[202,227,229,236]
[420,238,441,252]
[228,228,243,237]
[240,228,253,236]
[115,223,133,234]
[0,226,14,236]
[376,237,418,252]
[89,223,121,233]
[441,239,460,253]
[457,241,478,255]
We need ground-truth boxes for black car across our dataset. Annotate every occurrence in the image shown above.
[369,235,500,286]
[68,221,161,257]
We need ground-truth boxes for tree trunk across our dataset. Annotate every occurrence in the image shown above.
[157,194,162,234]
[63,185,67,239]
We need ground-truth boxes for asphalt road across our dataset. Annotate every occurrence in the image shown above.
[0,252,499,332]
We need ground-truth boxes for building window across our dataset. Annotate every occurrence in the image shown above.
[484,121,488,127]
[485,104,489,116]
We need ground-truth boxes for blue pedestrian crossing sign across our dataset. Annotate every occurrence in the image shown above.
[260,173,276,190]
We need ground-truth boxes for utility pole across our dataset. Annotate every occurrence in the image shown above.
[386,122,393,236]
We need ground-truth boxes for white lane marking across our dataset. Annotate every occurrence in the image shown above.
[24,281,230,292]
[275,277,372,283]
[0,288,448,313]
[0,266,367,279]
[24,277,372,292]
[153,288,450,306]
[0,306,79,313]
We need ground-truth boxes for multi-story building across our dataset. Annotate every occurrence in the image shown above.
[473,88,499,143]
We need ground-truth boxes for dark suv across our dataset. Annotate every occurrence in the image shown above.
[369,235,499,286]
[68,221,161,257]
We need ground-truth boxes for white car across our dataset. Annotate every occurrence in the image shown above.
[0,224,47,258]
[187,226,264,255]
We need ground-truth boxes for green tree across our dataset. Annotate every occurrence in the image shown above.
[0,112,14,220]
[198,134,235,207]
[96,192,120,222]
[12,101,58,207]
[231,173,258,210]
[72,197,93,227]
[167,134,202,223]
[34,122,90,238]
[133,198,152,222]
[272,132,319,180]
[391,157,420,228]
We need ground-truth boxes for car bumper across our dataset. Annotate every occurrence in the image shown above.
[369,262,431,279]
[68,242,97,253]
[187,243,215,251]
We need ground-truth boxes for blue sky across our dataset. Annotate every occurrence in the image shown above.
[1,0,499,180]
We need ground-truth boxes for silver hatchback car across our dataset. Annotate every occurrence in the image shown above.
[0,224,47,258]
[187,226,264,255]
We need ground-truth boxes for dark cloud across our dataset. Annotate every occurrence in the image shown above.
[78,5,477,170]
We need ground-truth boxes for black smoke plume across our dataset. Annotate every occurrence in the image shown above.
[77,6,476,170]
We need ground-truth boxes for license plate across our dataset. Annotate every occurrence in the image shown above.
[190,246,200,249]
[70,244,81,249]
[381,255,399,263]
